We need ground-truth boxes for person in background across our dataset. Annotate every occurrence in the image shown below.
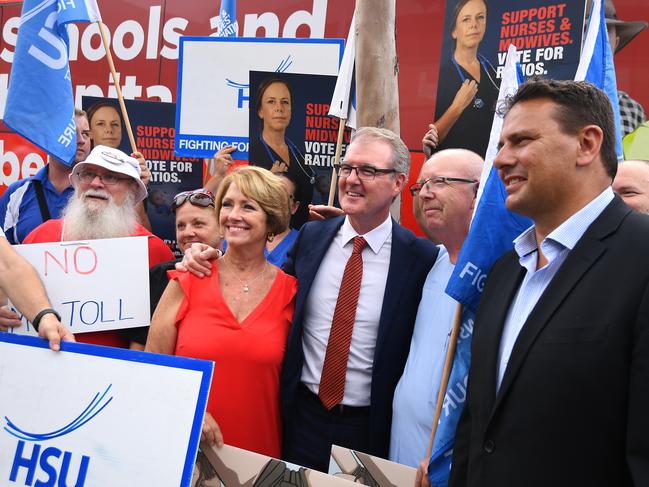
[146,166,297,458]
[23,145,173,349]
[126,188,222,348]
[86,101,152,230]
[248,77,315,229]
[612,159,649,213]
[603,0,648,136]
[265,172,301,267]
[0,108,91,244]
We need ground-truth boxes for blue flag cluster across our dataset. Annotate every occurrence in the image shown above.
[3,0,100,166]
[583,0,624,159]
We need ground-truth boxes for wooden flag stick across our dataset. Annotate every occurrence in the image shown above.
[424,303,463,461]
[327,118,347,206]
[97,21,138,154]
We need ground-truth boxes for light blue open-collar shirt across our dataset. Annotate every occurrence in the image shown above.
[496,187,615,390]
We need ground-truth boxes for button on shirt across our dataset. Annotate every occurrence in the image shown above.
[496,187,614,391]
[301,214,392,406]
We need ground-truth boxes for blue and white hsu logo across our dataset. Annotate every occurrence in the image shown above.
[3,385,113,486]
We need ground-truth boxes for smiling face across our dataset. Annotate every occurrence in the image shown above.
[219,182,269,249]
[452,0,487,50]
[76,163,133,209]
[90,106,123,148]
[338,138,406,234]
[175,203,220,253]
[257,81,292,132]
[612,160,649,214]
[494,98,583,227]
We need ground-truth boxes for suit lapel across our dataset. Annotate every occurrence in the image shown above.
[373,222,417,363]
[292,217,344,326]
[490,197,630,416]
[475,255,525,413]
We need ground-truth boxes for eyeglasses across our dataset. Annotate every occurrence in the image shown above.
[77,170,131,186]
[409,176,477,197]
[335,163,398,181]
[172,189,215,213]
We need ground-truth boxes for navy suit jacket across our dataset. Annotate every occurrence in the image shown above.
[450,196,649,487]
[281,216,438,459]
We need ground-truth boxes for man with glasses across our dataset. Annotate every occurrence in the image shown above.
[280,127,439,471]
[20,145,173,349]
[390,149,481,470]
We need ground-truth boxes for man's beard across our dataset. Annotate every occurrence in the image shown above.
[62,188,138,241]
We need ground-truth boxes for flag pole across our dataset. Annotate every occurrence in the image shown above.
[97,21,138,153]
[424,303,463,460]
[327,118,347,206]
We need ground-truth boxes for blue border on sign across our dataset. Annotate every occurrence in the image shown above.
[174,36,344,159]
[0,332,213,487]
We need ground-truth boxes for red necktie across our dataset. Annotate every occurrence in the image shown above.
[319,236,368,410]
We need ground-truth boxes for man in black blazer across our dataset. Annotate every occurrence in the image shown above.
[281,127,438,471]
[449,79,649,486]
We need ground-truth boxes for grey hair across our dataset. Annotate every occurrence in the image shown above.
[351,127,410,176]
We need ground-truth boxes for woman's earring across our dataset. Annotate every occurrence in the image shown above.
[267,233,275,242]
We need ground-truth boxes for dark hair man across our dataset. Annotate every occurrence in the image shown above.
[450,79,649,487]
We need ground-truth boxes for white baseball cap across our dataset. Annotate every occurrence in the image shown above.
[70,145,148,203]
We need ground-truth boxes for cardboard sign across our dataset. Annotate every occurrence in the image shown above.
[174,37,343,159]
[0,333,213,486]
[200,443,358,486]
[328,445,417,486]
[9,236,150,335]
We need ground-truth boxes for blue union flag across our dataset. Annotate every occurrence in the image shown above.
[2,0,101,166]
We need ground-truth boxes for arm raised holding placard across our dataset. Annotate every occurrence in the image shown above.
[0,236,74,351]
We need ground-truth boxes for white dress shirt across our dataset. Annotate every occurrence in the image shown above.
[301,214,393,406]
[496,187,615,390]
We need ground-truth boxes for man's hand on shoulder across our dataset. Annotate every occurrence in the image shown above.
[308,204,345,221]
[175,242,221,277]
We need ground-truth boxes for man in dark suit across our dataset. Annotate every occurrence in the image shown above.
[449,79,649,486]
[281,127,438,471]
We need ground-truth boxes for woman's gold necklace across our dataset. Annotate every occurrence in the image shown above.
[224,258,268,293]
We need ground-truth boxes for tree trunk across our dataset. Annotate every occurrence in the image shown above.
[355,0,402,219]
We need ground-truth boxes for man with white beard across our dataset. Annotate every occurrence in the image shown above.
[23,145,174,349]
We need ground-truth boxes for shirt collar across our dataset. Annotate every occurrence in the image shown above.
[513,187,615,259]
[341,213,393,254]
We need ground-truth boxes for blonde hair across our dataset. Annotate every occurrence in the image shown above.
[214,166,290,236]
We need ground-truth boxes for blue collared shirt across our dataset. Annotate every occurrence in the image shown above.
[0,165,74,244]
[496,187,615,390]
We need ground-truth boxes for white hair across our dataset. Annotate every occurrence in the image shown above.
[61,188,138,241]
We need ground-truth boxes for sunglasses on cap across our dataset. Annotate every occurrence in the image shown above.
[172,189,215,213]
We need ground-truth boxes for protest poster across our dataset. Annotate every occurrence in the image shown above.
[9,236,149,335]
[199,443,358,486]
[0,332,212,486]
[433,0,587,157]
[82,96,203,255]
[248,71,349,226]
[174,37,343,160]
[328,445,417,486]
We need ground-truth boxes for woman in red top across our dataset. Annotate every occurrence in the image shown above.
[146,166,297,458]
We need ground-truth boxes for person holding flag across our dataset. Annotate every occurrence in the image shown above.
[448,78,649,486]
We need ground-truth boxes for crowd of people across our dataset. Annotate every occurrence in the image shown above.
[1,1,649,484]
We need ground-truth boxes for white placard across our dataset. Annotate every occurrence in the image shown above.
[10,236,150,335]
[174,37,343,159]
[0,333,213,487]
